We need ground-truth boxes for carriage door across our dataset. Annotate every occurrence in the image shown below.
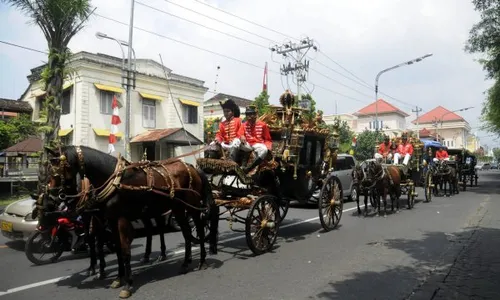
[143,142,155,161]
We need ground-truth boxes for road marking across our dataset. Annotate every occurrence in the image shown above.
[0,205,362,297]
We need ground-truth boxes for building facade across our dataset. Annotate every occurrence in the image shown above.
[20,52,207,164]
[323,113,357,130]
[353,99,409,137]
[412,106,471,149]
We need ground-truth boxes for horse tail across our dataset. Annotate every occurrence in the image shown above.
[196,168,219,254]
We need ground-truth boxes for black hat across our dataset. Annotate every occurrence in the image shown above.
[219,99,240,117]
[245,105,257,115]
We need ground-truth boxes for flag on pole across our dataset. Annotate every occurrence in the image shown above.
[108,95,121,153]
[262,62,268,92]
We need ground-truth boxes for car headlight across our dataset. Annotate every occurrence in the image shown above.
[24,213,34,221]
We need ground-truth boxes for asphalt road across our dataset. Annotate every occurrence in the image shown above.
[0,170,499,300]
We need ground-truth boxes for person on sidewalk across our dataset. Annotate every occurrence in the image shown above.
[394,133,414,166]
[212,99,243,161]
[239,105,272,173]
[433,146,450,163]
[374,135,393,163]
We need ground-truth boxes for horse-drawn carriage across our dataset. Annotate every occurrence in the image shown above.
[460,149,478,188]
[196,91,343,254]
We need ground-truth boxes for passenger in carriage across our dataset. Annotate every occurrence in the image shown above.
[212,99,243,161]
[433,146,449,163]
[239,105,272,173]
[374,135,393,163]
[393,133,413,166]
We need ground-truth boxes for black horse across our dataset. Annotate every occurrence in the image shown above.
[45,145,219,299]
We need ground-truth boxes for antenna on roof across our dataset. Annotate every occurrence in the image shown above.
[214,65,220,93]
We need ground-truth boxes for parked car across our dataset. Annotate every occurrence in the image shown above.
[331,154,358,202]
[0,197,183,242]
[490,163,498,170]
[481,163,491,170]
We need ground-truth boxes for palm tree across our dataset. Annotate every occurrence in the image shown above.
[2,0,94,193]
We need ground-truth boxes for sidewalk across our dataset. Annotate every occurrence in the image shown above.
[410,191,500,300]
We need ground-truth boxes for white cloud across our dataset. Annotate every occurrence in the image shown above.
[0,0,497,147]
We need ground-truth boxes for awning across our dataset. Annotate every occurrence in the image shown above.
[63,82,73,90]
[58,128,73,137]
[93,128,124,138]
[94,83,124,94]
[179,98,200,107]
[140,92,163,101]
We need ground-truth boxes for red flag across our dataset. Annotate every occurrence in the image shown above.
[262,62,268,92]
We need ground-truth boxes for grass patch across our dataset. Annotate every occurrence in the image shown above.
[0,193,31,207]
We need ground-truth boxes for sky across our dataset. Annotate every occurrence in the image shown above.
[0,0,498,149]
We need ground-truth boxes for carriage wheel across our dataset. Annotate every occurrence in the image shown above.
[318,175,344,232]
[245,195,280,255]
[425,173,432,203]
[276,197,289,224]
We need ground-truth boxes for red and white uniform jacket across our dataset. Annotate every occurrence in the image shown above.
[239,120,272,150]
[378,142,391,156]
[435,150,449,160]
[215,117,243,144]
[397,142,414,156]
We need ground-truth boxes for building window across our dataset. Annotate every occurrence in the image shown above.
[100,91,114,115]
[183,105,198,124]
[142,99,156,128]
[61,90,71,115]
[60,134,72,146]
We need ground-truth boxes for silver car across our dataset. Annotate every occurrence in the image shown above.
[331,154,359,201]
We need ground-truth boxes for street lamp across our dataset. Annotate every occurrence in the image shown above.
[437,106,474,146]
[95,31,136,160]
[374,53,433,139]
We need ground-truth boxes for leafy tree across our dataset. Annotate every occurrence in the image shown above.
[492,147,500,162]
[327,119,354,153]
[465,0,500,135]
[294,94,317,122]
[203,117,221,143]
[253,90,270,115]
[0,114,39,150]
[354,129,382,161]
[3,0,94,195]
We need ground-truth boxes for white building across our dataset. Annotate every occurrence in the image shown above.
[20,51,207,164]
[412,106,471,149]
[203,93,253,119]
[352,99,409,137]
[323,113,357,130]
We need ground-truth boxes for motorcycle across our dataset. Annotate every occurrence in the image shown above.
[25,203,114,266]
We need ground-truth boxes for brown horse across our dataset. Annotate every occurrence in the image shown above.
[45,145,219,299]
[364,160,402,217]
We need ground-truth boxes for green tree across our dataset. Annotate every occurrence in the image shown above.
[3,0,93,195]
[327,119,354,153]
[493,147,500,162]
[0,114,39,150]
[253,90,270,115]
[354,129,382,161]
[295,94,317,122]
[465,0,500,135]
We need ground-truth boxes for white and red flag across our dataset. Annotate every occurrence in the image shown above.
[108,95,121,153]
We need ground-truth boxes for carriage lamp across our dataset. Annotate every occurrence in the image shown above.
[281,128,291,140]
[298,97,312,110]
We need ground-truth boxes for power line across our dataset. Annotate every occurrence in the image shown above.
[191,0,298,42]
[0,40,48,54]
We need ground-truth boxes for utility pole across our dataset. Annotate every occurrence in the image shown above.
[412,106,422,138]
[270,37,317,105]
[125,0,136,160]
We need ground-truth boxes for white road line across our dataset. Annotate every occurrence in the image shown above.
[0,205,362,297]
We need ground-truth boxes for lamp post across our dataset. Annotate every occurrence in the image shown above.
[95,31,136,160]
[374,53,433,140]
[437,106,474,147]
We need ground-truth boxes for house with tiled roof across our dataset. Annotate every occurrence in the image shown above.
[203,93,253,119]
[0,98,33,119]
[352,99,409,137]
[412,106,471,149]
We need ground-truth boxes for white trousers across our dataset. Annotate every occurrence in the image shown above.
[433,157,450,163]
[241,142,268,159]
[394,153,411,165]
[374,153,393,160]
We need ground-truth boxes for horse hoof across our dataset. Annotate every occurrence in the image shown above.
[119,289,132,299]
[140,257,150,264]
[110,279,122,289]
[197,262,208,271]
[86,268,96,277]
[97,271,106,280]
[383,214,387,218]
[156,255,167,262]
[209,246,218,255]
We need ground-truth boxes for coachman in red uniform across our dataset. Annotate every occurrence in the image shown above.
[374,135,393,162]
[394,133,414,166]
[214,99,243,160]
[239,105,272,173]
[434,146,449,162]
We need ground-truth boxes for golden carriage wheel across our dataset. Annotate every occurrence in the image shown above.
[245,195,280,255]
[425,171,433,203]
[318,174,344,232]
